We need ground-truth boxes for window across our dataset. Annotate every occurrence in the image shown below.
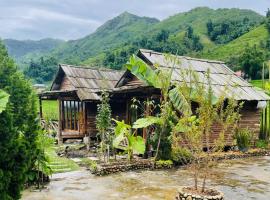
[62,100,83,131]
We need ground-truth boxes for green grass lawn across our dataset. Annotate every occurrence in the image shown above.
[46,146,80,173]
[250,80,265,89]
[41,100,59,121]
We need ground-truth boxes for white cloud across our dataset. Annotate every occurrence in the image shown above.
[0,0,268,40]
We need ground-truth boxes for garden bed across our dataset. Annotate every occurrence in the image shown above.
[86,148,270,176]
[54,142,270,176]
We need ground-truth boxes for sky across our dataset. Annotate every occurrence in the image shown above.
[0,0,269,41]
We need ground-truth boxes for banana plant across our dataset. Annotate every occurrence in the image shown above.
[0,89,10,114]
[125,55,192,116]
[112,119,145,161]
[125,55,194,160]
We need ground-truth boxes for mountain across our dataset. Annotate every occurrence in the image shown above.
[3,7,267,83]
[3,38,64,58]
[3,38,64,70]
[151,7,264,47]
[81,7,264,67]
[50,12,159,64]
[51,7,264,65]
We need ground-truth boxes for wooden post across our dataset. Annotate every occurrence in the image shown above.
[126,99,129,124]
[39,96,43,119]
[83,102,87,135]
[262,62,265,89]
[58,99,63,145]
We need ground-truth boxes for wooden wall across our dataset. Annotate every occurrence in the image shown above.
[84,101,127,138]
[205,101,261,146]
[85,102,98,137]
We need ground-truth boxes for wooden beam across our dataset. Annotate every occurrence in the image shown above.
[58,99,63,144]
[126,99,130,124]
[83,102,87,136]
[39,96,43,119]
[69,101,72,129]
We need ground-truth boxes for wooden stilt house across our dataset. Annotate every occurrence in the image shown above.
[114,49,270,145]
[40,49,270,145]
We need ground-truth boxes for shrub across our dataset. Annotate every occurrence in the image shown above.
[80,159,98,173]
[171,146,193,164]
[256,140,268,149]
[155,160,173,169]
[234,128,253,151]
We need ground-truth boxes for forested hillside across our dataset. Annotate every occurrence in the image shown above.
[3,38,64,58]
[3,38,64,71]
[3,7,267,83]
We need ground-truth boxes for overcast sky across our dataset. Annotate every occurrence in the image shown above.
[0,0,269,41]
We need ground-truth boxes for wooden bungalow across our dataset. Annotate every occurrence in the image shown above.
[39,64,125,143]
[40,49,270,145]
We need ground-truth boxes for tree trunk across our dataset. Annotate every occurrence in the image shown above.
[154,131,162,161]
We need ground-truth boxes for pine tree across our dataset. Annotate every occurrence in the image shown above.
[0,40,39,199]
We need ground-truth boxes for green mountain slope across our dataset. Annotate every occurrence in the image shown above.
[151,7,264,47]
[51,12,159,64]
[200,25,269,61]
[50,7,264,64]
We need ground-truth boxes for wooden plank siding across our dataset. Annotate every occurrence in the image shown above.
[86,102,98,138]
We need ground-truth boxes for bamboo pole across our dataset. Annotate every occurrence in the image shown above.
[262,62,265,89]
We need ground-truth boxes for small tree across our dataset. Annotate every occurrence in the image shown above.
[172,69,242,193]
[240,45,265,79]
[96,91,112,162]
[125,54,242,195]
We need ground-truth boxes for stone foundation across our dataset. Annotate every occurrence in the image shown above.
[176,187,224,200]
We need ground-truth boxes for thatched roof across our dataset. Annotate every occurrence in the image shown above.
[48,64,124,101]
[116,49,269,101]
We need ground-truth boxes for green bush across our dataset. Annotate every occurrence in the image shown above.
[256,140,268,149]
[171,146,193,164]
[234,128,253,151]
[80,159,98,173]
[155,160,173,169]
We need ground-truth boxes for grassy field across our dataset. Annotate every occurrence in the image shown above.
[41,100,59,121]
[250,80,264,89]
